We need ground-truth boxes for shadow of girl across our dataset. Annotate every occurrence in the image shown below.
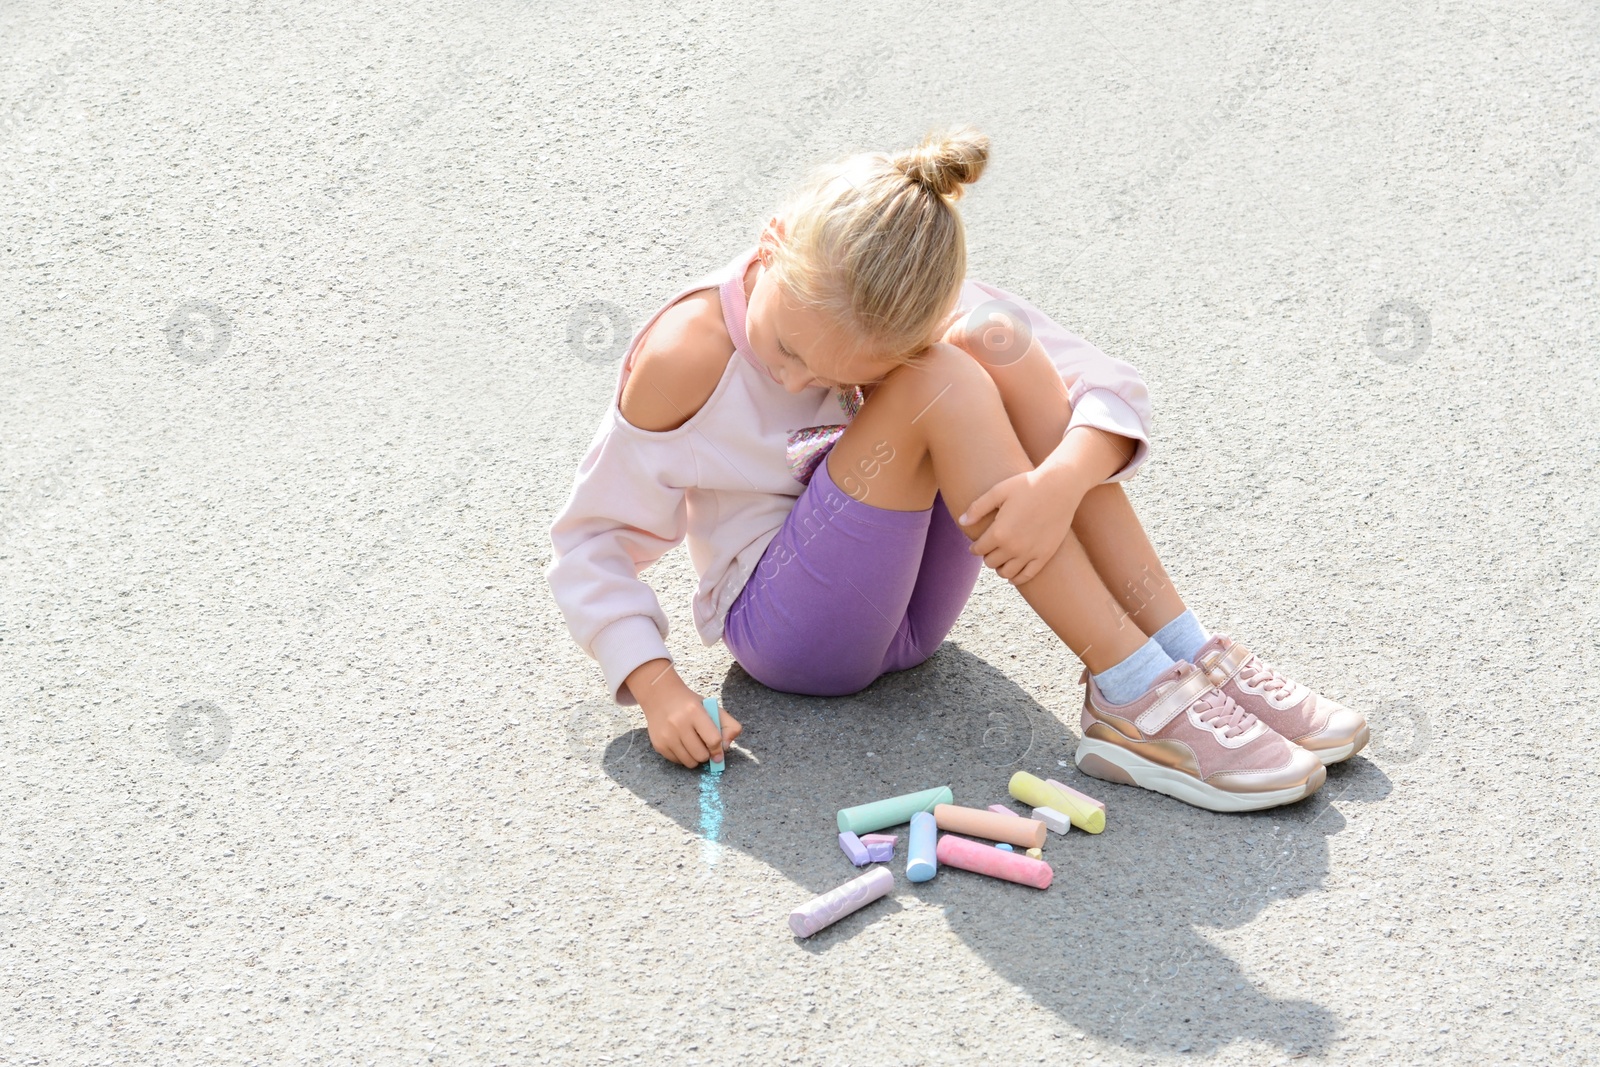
[601,643,1389,1057]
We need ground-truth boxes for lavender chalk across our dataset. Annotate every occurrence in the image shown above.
[789,867,894,938]
[838,831,871,866]
[865,840,894,863]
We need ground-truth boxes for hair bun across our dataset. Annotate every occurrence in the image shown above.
[893,125,990,200]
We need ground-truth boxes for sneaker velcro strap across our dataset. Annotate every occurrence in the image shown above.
[1200,641,1253,686]
[1135,667,1217,734]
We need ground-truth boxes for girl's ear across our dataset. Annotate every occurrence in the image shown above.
[759,215,787,257]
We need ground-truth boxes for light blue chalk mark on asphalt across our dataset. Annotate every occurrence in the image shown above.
[699,695,725,866]
[699,773,723,867]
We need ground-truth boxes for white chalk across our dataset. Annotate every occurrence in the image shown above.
[1031,806,1071,835]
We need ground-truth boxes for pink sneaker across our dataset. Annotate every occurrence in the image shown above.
[1191,633,1370,765]
[1074,661,1326,812]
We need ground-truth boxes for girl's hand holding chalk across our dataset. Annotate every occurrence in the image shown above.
[637,683,741,770]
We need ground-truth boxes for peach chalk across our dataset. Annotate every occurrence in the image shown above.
[936,834,1052,890]
[932,804,1047,849]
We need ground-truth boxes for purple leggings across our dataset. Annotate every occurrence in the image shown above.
[723,450,983,696]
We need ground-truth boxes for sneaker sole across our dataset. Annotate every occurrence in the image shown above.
[1075,737,1327,813]
[1300,724,1372,766]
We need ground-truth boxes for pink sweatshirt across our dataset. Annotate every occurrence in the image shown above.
[546,244,1155,706]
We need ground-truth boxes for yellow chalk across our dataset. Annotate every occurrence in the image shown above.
[1046,778,1106,816]
[1025,847,1043,860]
[1008,771,1106,834]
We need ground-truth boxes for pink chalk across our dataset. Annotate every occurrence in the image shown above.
[789,867,895,938]
[1045,778,1106,815]
[935,833,1052,890]
[860,833,899,846]
[987,804,1023,818]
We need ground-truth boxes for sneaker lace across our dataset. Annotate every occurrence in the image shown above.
[1236,654,1295,699]
[1189,687,1257,739]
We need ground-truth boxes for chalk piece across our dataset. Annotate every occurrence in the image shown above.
[789,867,894,938]
[1009,771,1106,834]
[995,843,1014,852]
[839,831,871,866]
[932,804,1047,849]
[907,811,938,882]
[1032,806,1071,835]
[987,804,1023,818]
[1026,848,1043,860]
[1046,778,1106,814]
[865,841,894,863]
[860,833,899,847]
[837,787,953,835]
[702,697,724,774]
[936,834,1052,890]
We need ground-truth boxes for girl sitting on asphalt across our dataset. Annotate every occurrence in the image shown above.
[545,124,1368,811]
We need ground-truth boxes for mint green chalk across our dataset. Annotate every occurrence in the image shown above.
[836,786,953,834]
[702,696,724,773]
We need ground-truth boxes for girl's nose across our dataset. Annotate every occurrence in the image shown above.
[782,369,816,393]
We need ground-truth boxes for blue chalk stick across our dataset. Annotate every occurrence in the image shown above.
[907,810,937,882]
[702,696,724,773]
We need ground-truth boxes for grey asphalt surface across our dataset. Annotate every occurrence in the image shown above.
[3,1,1598,1064]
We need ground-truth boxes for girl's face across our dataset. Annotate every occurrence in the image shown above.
[744,222,907,395]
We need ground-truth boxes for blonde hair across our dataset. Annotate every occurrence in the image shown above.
[766,124,990,362]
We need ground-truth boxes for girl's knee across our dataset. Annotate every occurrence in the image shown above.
[883,342,998,402]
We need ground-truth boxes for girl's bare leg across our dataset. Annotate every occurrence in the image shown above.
[1070,481,1190,638]
[823,344,1147,674]
[968,346,1192,644]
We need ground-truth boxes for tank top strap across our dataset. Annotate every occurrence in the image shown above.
[718,245,766,373]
